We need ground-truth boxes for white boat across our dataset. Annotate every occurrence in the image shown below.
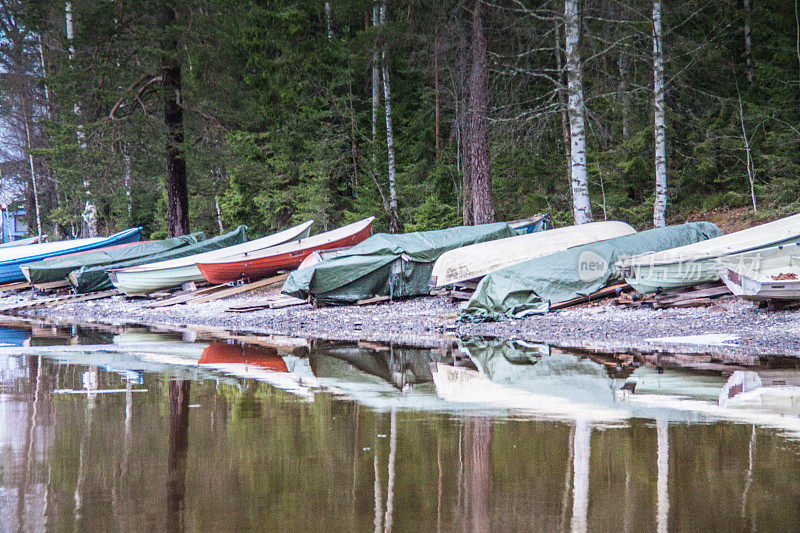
[619,213,800,293]
[430,221,636,288]
[717,242,800,301]
[108,220,313,295]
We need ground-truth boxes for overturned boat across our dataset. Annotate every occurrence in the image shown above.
[197,217,374,284]
[718,242,800,301]
[619,213,800,294]
[106,220,313,295]
[430,220,635,288]
[0,226,142,284]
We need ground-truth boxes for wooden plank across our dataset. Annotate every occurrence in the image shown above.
[356,295,390,306]
[0,290,119,312]
[550,283,631,311]
[226,296,306,313]
[142,284,229,308]
[0,281,30,293]
[654,297,713,309]
[186,273,290,305]
[32,280,70,291]
[655,284,730,303]
[447,290,474,301]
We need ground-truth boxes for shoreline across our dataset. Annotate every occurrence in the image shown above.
[0,285,796,364]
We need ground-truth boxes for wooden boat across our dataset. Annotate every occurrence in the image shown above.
[197,217,374,284]
[717,243,800,301]
[0,226,142,284]
[430,221,636,288]
[619,213,800,294]
[296,246,353,270]
[107,220,313,295]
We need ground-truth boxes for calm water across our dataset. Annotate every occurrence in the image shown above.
[3,322,800,531]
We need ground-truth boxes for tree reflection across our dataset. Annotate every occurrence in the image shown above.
[167,379,190,532]
[464,417,493,533]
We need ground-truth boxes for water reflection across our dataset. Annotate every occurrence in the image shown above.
[3,325,800,530]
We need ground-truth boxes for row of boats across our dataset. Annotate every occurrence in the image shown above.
[3,211,800,304]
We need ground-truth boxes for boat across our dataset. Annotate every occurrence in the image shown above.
[0,235,43,248]
[430,220,636,288]
[105,220,314,295]
[197,217,374,284]
[20,233,202,288]
[717,242,800,301]
[618,213,800,294]
[0,226,142,284]
[72,226,248,294]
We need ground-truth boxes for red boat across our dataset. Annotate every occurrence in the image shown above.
[197,217,374,284]
[199,342,289,372]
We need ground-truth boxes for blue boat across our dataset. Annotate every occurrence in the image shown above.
[0,227,142,284]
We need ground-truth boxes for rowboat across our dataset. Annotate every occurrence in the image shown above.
[197,217,374,284]
[0,226,142,284]
[717,243,800,301]
[619,213,800,294]
[296,247,353,270]
[430,221,636,288]
[73,226,247,294]
[20,233,201,287]
[107,221,313,295]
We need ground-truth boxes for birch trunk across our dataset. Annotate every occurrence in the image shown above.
[215,196,225,233]
[468,0,494,224]
[564,0,593,224]
[737,89,758,211]
[380,0,400,233]
[325,2,333,39]
[652,0,668,228]
[744,0,753,85]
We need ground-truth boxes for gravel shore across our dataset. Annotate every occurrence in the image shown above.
[0,286,796,361]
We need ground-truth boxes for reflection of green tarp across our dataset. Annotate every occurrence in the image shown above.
[461,222,721,321]
[282,222,516,305]
[24,233,204,285]
[72,225,248,293]
[460,338,622,407]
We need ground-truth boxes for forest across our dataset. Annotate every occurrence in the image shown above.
[1,0,798,240]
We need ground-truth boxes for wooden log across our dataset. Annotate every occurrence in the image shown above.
[142,283,229,308]
[0,290,119,312]
[550,283,630,311]
[186,273,290,305]
[655,284,730,304]
[356,295,391,306]
[0,281,30,293]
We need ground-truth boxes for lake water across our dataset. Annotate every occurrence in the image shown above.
[2,321,800,531]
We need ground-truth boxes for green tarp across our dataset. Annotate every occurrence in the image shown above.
[71,225,248,293]
[24,233,204,285]
[460,221,722,321]
[282,222,516,305]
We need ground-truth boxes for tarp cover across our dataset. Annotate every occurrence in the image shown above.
[460,221,721,321]
[24,233,204,285]
[72,225,247,293]
[282,222,516,304]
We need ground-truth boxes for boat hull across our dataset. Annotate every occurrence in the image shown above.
[0,227,142,284]
[431,221,636,288]
[717,243,800,301]
[198,220,373,284]
[625,234,800,294]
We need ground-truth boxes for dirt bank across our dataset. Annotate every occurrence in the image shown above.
[0,285,795,361]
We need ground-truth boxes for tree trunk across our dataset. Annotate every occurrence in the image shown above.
[652,0,668,228]
[555,18,571,179]
[565,0,593,224]
[618,52,631,140]
[434,32,441,160]
[743,0,753,85]
[23,116,42,239]
[468,0,494,225]
[460,13,473,226]
[372,5,380,166]
[215,195,225,233]
[325,2,333,39]
[737,88,758,211]
[795,0,800,123]
[380,0,400,233]
[161,5,190,237]
[167,380,190,532]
